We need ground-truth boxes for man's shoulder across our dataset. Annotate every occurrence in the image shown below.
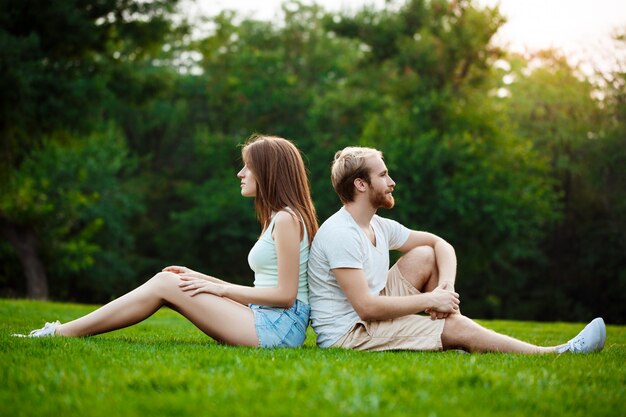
[314,209,358,241]
[318,208,351,230]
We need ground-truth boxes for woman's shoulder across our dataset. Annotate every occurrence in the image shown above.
[272,209,301,229]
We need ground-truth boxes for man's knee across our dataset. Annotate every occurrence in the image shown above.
[442,314,476,346]
[414,245,435,265]
[442,313,464,335]
[397,245,436,276]
[443,313,464,329]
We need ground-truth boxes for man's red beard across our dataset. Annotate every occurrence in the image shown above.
[370,188,395,209]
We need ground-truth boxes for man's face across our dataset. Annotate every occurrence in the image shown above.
[365,156,396,209]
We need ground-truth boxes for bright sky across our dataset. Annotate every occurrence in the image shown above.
[479,0,626,72]
[183,0,626,70]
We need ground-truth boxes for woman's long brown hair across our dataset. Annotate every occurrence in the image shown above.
[242,134,318,243]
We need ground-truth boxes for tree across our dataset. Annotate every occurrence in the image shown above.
[0,0,183,298]
[0,127,141,299]
[502,46,626,322]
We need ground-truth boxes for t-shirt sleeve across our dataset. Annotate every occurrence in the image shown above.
[322,227,366,270]
[380,217,411,250]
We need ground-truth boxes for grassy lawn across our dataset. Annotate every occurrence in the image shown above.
[1,299,624,417]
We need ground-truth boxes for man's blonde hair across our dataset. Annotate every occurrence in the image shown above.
[331,146,383,203]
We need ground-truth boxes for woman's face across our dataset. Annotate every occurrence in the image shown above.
[237,163,257,197]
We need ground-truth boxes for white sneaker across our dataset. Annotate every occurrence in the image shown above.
[556,317,606,353]
[12,321,60,338]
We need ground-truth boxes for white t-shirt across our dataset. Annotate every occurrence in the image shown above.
[307,206,411,347]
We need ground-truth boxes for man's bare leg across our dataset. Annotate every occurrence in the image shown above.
[441,314,557,354]
[398,246,564,354]
[396,246,439,292]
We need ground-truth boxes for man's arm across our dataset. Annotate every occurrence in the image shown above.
[397,231,457,290]
[334,268,459,321]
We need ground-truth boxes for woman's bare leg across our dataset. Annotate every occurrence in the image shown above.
[55,272,258,346]
[441,314,557,354]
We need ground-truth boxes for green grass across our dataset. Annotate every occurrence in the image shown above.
[1,299,625,417]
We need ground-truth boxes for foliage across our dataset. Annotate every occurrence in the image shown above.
[163,131,259,281]
[0,0,184,175]
[0,126,142,300]
[501,49,626,321]
[2,299,625,417]
[0,1,624,322]
[0,0,185,298]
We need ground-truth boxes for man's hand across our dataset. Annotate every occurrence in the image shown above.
[427,282,460,320]
[425,309,458,320]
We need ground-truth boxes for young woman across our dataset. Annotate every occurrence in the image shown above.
[14,135,318,348]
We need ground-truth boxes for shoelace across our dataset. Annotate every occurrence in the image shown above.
[569,337,586,352]
[29,322,56,337]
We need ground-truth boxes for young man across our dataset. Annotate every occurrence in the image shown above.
[307,146,606,353]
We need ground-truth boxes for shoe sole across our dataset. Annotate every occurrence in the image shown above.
[596,317,606,351]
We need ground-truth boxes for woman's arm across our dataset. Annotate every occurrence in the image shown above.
[178,210,301,308]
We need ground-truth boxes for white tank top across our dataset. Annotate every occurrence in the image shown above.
[247,209,309,304]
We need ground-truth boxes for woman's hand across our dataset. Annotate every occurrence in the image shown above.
[163,266,223,283]
[163,265,193,275]
[178,274,227,297]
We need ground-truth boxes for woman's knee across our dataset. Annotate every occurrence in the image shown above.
[149,271,180,293]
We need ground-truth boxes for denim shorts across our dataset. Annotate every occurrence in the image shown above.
[249,299,310,348]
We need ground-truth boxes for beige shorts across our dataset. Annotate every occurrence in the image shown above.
[332,263,445,351]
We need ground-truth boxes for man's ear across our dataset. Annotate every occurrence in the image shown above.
[354,178,368,193]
